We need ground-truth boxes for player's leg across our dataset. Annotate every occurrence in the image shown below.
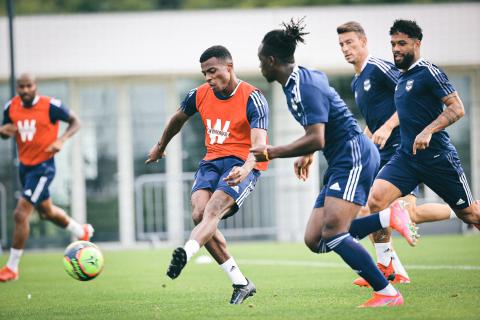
[191,190,249,287]
[36,199,94,241]
[403,188,455,224]
[318,196,403,307]
[0,198,34,282]
[421,150,480,225]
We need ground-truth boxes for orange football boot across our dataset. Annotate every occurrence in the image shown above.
[359,291,404,308]
[0,266,19,282]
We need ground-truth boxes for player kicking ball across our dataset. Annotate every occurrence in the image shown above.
[0,73,93,282]
[146,46,269,304]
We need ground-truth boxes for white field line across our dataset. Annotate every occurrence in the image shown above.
[237,259,480,271]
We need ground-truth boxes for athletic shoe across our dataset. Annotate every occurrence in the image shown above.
[358,291,404,308]
[166,247,187,279]
[79,224,94,241]
[0,266,18,282]
[353,260,396,287]
[230,278,256,304]
[390,201,419,246]
[392,273,411,284]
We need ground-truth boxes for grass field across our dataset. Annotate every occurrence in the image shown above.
[1,235,479,320]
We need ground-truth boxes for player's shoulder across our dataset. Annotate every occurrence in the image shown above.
[48,96,63,108]
[3,99,12,111]
[417,59,446,75]
[368,57,398,74]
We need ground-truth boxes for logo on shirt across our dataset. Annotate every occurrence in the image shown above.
[363,79,371,91]
[406,80,414,92]
[329,182,341,191]
[206,119,231,145]
[17,119,36,142]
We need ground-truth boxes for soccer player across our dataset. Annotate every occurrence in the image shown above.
[252,18,418,307]
[367,19,480,250]
[336,21,457,286]
[145,46,268,304]
[0,73,94,282]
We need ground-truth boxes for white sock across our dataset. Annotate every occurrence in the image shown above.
[379,208,391,228]
[374,242,393,267]
[376,283,398,296]
[220,257,248,285]
[6,248,23,272]
[449,209,457,219]
[66,219,84,238]
[184,240,200,262]
[391,250,409,278]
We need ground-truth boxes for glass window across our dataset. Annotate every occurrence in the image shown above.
[79,86,119,241]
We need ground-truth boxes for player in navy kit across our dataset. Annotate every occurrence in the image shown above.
[252,18,418,308]
[368,20,480,240]
[337,21,456,287]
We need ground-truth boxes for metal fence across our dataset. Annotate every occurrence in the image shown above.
[134,171,277,243]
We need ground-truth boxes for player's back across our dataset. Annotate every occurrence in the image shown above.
[283,66,362,164]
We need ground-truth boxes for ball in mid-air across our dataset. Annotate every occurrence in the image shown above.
[63,241,104,281]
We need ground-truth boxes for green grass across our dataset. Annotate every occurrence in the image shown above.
[1,235,479,320]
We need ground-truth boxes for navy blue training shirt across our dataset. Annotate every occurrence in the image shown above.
[395,59,456,159]
[352,56,401,162]
[283,66,362,163]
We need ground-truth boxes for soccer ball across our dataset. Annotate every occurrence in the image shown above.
[63,241,104,281]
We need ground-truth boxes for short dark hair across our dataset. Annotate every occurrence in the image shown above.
[336,21,366,37]
[199,45,232,63]
[261,17,309,64]
[389,19,423,40]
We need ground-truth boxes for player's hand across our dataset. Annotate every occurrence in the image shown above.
[249,144,272,162]
[372,124,393,150]
[294,154,313,181]
[223,166,249,186]
[145,143,166,164]
[413,129,432,155]
[45,139,64,153]
[0,123,17,137]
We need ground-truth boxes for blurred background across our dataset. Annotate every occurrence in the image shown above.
[0,0,478,250]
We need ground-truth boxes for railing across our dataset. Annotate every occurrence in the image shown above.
[134,171,277,242]
[0,183,7,250]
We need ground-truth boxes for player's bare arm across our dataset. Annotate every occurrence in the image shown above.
[413,92,464,154]
[250,123,325,162]
[45,110,81,153]
[363,125,373,139]
[224,128,267,186]
[0,123,17,139]
[145,109,190,164]
[372,112,399,150]
[293,153,314,181]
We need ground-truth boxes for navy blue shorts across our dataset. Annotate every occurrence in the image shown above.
[19,158,56,206]
[377,150,473,209]
[379,158,420,198]
[315,134,380,208]
[192,156,261,218]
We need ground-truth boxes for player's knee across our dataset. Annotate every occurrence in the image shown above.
[13,207,30,224]
[367,192,389,213]
[191,206,205,225]
[321,214,345,239]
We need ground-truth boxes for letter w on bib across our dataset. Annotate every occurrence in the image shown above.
[206,119,230,144]
[17,120,37,142]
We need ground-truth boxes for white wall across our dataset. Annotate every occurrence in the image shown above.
[0,3,479,79]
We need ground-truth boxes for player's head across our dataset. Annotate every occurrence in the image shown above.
[199,45,234,93]
[258,17,309,83]
[389,19,422,70]
[16,73,37,106]
[337,21,368,65]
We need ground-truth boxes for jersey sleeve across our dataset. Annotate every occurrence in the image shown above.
[2,101,12,125]
[246,90,269,130]
[179,89,198,116]
[299,83,330,125]
[49,98,71,123]
[426,66,455,99]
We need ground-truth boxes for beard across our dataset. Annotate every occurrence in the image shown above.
[394,52,415,70]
